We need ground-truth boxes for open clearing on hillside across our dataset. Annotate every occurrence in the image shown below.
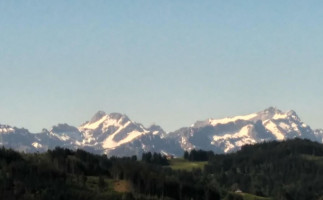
[114,180,132,193]
[85,176,132,193]
[239,192,272,200]
[169,158,207,171]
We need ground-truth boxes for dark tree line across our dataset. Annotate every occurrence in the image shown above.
[1,139,323,199]
[141,152,169,166]
[0,147,221,200]
[184,149,214,161]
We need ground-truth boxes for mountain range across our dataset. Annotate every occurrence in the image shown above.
[0,107,322,157]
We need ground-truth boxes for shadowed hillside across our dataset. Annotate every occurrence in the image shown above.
[1,139,323,199]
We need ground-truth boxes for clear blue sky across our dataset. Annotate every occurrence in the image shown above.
[0,1,322,132]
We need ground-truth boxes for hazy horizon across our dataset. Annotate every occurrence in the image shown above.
[1,1,322,132]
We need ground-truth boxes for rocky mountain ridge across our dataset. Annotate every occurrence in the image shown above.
[0,107,321,157]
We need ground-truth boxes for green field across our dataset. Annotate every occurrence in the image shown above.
[169,158,207,171]
[63,175,134,199]
[84,176,115,192]
[301,154,323,165]
[239,192,272,200]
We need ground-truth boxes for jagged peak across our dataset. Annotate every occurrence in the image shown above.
[192,120,212,128]
[287,110,301,121]
[261,108,301,122]
[79,111,134,132]
[255,107,290,122]
[90,111,107,123]
[41,128,50,133]
[191,107,301,128]
[148,124,166,134]
[287,109,296,115]
[148,124,163,130]
[108,112,129,121]
[51,123,79,133]
[263,107,283,114]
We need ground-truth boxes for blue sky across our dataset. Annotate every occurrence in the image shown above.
[0,1,322,132]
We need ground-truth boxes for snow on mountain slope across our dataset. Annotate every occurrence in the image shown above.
[75,111,181,156]
[208,113,258,126]
[0,125,15,134]
[77,111,183,156]
[0,107,322,157]
[0,112,177,157]
[0,123,84,153]
[79,111,151,149]
[263,120,285,140]
[167,107,321,153]
[212,125,257,153]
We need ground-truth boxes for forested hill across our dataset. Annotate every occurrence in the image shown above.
[1,139,323,200]
[205,138,323,199]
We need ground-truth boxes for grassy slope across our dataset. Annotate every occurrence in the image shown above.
[301,154,323,165]
[114,180,132,193]
[66,176,133,199]
[240,192,272,200]
[169,158,207,171]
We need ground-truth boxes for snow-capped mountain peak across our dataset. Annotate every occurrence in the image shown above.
[78,111,161,152]
[192,107,281,128]
[196,107,300,127]
[169,107,320,154]
[79,112,131,131]
[0,107,322,157]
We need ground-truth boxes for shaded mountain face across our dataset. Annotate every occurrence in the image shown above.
[0,107,322,156]
[0,124,37,152]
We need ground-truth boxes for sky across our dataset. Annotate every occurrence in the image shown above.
[0,1,322,132]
